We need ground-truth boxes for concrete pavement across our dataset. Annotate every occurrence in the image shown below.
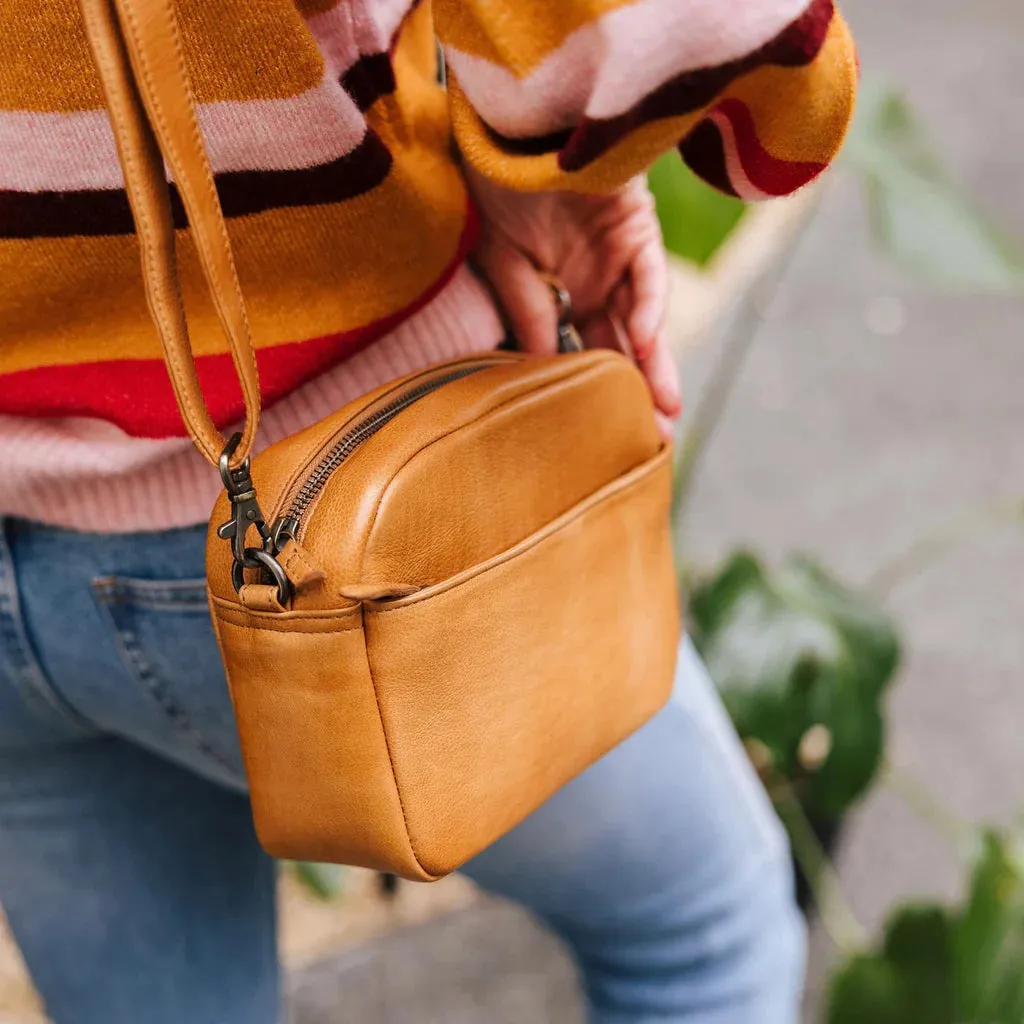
[292,0,1024,1018]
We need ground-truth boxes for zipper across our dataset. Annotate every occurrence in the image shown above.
[270,362,496,547]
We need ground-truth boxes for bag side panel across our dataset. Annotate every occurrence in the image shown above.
[210,600,436,879]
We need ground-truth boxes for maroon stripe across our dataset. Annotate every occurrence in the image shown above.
[484,124,573,157]
[0,188,136,238]
[0,203,480,436]
[0,130,393,240]
[678,122,739,198]
[341,52,397,111]
[485,0,834,172]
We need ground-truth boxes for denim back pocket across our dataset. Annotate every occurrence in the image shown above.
[93,575,246,790]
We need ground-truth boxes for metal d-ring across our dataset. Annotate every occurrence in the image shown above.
[231,547,293,607]
[250,548,293,606]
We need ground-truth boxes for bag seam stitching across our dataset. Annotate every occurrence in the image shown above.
[367,447,668,615]
[360,605,437,880]
[266,355,522,529]
[210,603,363,631]
[217,618,362,634]
[356,358,618,583]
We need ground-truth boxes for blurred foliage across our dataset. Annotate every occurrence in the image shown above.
[689,551,899,821]
[827,832,1024,1023]
[828,904,955,1024]
[659,68,1024,1023]
[650,79,1024,292]
[647,152,746,267]
[844,80,1024,294]
[292,861,346,900]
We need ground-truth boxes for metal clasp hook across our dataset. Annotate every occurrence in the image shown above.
[216,432,292,605]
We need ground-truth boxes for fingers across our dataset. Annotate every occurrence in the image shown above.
[473,234,559,355]
[625,235,669,361]
[578,310,626,353]
[583,295,681,424]
[639,325,682,420]
[654,411,678,445]
[582,315,679,444]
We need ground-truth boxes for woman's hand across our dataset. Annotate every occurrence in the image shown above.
[468,168,680,441]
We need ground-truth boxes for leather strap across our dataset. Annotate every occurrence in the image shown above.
[78,0,260,467]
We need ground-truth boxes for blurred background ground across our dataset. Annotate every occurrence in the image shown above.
[2,0,1023,1020]
[678,0,1024,1011]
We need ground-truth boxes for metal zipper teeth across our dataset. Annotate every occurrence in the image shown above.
[279,363,493,532]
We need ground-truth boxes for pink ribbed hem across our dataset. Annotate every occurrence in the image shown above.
[0,265,505,532]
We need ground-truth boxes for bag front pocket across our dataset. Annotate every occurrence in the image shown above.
[362,448,680,878]
[209,601,427,874]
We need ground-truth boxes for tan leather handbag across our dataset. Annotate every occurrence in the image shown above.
[80,0,680,880]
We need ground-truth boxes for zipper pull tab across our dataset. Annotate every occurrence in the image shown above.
[539,273,583,353]
[558,320,584,354]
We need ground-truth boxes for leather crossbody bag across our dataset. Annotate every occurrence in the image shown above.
[80,0,680,880]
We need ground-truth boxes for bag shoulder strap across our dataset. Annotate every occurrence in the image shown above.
[79,0,260,468]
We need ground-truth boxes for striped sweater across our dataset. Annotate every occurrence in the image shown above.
[0,0,857,530]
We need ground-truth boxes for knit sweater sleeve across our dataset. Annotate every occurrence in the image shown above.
[433,0,857,199]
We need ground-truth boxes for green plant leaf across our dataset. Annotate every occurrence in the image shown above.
[689,551,899,820]
[826,834,1024,1024]
[803,665,885,820]
[827,905,955,1024]
[647,151,746,267]
[782,555,900,692]
[955,832,1024,1021]
[827,956,905,1024]
[844,80,1024,293]
[293,861,346,901]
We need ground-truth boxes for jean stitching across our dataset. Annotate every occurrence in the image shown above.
[92,576,208,609]
[116,625,239,776]
[92,579,245,784]
[0,530,98,738]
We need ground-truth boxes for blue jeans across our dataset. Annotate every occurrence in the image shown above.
[0,518,804,1024]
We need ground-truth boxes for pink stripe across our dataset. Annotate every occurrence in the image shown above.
[304,0,413,78]
[444,0,813,137]
[0,264,504,532]
[706,109,773,201]
[0,74,367,192]
[710,99,826,198]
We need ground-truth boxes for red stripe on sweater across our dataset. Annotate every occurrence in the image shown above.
[0,205,479,437]
[482,0,834,173]
[714,97,827,195]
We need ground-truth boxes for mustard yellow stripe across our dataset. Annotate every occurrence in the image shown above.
[433,0,637,79]
[722,14,857,165]
[0,153,468,373]
[393,0,443,97]
[0,0,104,111]
[0,0,324,112]
[177,0,325,102]
[448,73,702,193]
[376,0,448,136]
[449,10,857,194]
